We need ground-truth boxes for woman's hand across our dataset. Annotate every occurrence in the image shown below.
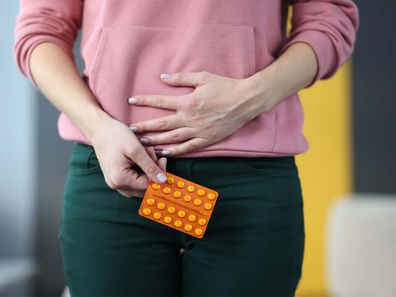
[128,71,268,156]
[89,114,168,199]
[25,42,168,198]
[127,42,319,157]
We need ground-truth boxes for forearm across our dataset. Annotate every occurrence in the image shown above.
[29,42,111,140]
[240,42,318,120]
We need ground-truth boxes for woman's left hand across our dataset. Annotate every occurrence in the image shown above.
[128,71,267,156]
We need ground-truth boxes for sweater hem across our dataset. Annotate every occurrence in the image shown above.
[62,135,306,158]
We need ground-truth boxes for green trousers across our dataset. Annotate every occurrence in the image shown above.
[60,142,305,297]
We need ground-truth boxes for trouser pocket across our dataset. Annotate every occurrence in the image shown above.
[67,142,102,176]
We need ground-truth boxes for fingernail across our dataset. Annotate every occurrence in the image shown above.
[140,137,150,144]
[128,97,138,104]
[161,150,171,156]
[130,126,138,132]
[156,172,167,183]
[160,73,171,79]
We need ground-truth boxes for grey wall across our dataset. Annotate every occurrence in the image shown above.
[0,0,37,261]
[0,1,38,295]
[34,100,72,296]
[353,0,396,193]
[1,1,84,295]
[34,33,84,297]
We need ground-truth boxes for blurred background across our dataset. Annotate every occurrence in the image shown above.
[1,0,395,296]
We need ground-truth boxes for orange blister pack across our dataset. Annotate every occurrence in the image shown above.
[138,172,219,238]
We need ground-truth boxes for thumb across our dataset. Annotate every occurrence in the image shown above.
[131,144,168,184]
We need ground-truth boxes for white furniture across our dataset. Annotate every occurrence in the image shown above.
[326,194,396,297]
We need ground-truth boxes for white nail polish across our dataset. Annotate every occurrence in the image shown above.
[128,97,138,104]
[157,172,167,183]
[161,150,171,156]
[160,73,171,79]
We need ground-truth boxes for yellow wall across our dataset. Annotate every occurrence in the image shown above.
[295,63,353,296]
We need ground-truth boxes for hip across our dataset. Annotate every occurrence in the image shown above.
[64,141,303,201]
[61,142,304,232]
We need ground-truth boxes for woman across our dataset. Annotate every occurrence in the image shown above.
[13,0,359,296]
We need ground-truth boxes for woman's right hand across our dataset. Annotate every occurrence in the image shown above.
[24,42,168,199]
[89,114,169,198]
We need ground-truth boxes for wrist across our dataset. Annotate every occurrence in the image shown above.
[237,70,280,121]
[73,103,112,143]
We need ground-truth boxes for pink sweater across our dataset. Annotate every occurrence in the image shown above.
[13,0,359,158]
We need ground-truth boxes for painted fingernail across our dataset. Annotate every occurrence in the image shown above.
[128,97,138,104]
[160,73,171,79]
[161,150,171,156]
[140,137,150,144]
[157,172,167,183]
[130,126,138,132]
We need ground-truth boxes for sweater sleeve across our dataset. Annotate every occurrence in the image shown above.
[280,0,360,88]
[13,0,83,90]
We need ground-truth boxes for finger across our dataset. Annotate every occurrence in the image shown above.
[130,189,146,198]
[132,190,146,199]
[128,94,188,111]
[130,114,182,133]
[157,157,167,172]
[109,166,150,192]
[117,189,133,198]
[145,146,158,161]
[117,157,167,197]
[127,144,168,183]
[160,71,210,88]
[117,189,145,199]
[139,127,195,146]
[160,138,210,157]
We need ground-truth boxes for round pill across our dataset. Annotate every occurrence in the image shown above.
[146,198,155,206]
[193,199,202,206]
[207,193,216,200]
[142,208,151,216]
[167,206,175,214]
[188,214,196,222]
[173,191,181,198]
[176,181,185,188]
[194,228,203,236]
[197,189,206,196]
[198,218,206,226]
[174,220,182,227]
[167,177,174,184]
[184,224,192,232]
[151,183,160,190]
[153,212,161,219]
[163,187,171,194]
[177,210,186,218]
[157,202,165,209]
[183,195,191,202]
[186,185,195,192]
[204,203,212,210]
[164,216,172,223]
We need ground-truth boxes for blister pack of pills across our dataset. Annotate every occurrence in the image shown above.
[138,172,219,238]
